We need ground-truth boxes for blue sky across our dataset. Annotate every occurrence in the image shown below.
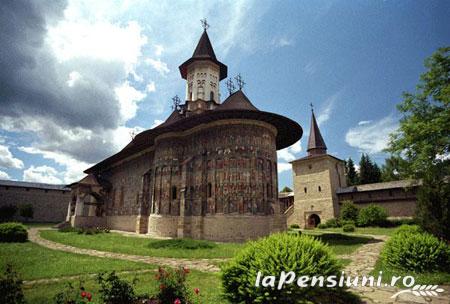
[0,0,449,188]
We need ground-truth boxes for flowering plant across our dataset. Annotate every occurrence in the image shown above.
[154,267,202,304]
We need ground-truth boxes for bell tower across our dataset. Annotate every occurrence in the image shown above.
[178,20,227,115]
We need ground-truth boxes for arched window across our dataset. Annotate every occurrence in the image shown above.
[210,91,214,101]
[318,186,322,192]
[207,183,212,198]
[304,187,307,194]
[171,186,177,200]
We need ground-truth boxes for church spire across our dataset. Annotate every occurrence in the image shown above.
[307,106,327,156]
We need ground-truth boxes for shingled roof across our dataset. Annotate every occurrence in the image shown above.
[179,30,228,80]
[307,111,327,155]
[219,90,259,111]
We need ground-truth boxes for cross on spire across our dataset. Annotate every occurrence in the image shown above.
[171,95,181,111]
[234,73,246,90]
[310,102,314,112]
[226,78,236,96]
[200,18,210,31]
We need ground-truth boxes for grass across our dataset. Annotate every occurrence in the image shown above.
[316,226,399,236]
[370,259,450,287]
[301,231,373,255]
[41,230,244,259]
[0,242,152,280]
[23,270,228,304]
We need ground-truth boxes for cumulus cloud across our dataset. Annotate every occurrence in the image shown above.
[145,58,170,75]
[0,145,24,169]
[316,90,343,126]
[23,165,63,184]
[358,120,372,126]
[277,163,292,173]
[345,115,398,154]
[277,140,302,174]
[0,170,11,180]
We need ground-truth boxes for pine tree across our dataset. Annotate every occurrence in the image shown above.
[346,158,358,186]
[359,154,381,184]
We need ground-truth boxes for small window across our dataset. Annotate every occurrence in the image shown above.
[304,187,307,193]
[26,188,30,191]
[171,186,177,200]
[207,183,212,198]
[189,92,193,100]
[308,165,312,169]
[210,91,214,101]
[318,186,322,192]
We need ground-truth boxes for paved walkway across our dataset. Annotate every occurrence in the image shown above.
[28,228,449,303]
[28,228,222,273]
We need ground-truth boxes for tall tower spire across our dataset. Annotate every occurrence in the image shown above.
[307,106,327,156]
[178,20,227,109]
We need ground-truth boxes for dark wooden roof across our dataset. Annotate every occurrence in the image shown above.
[85,90,303,174]
[307,111,327,154]
[0,179,70,191]
[179,30,227,80]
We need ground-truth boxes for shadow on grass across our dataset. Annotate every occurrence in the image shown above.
[147,238,217,250]
[310,233,378,247]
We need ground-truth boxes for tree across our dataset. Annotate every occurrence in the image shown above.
[339,201,359,222]
[280,186,293,193]
[387,47,450,240]
[345,158,358,186]
[381,156,408,182]
[359,154,381,184]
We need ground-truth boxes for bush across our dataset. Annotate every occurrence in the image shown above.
[339,219,355,227]
[324,218,339,228]
[54,280,93,304]
[394,224,423,235]
[317,223,327,229]
[0,205,17,223]
[0,223,28,243]
[97,271,137,304]
[381,230,450,272]
[339,201,359,222]
[343,224,355,233]
[221,233,356,303]
[357,204,388,227]
[155,267,192,304]
[18,204,33,221]
[148,238,216,250]
[289,224,300,229]
[0,265,25,304]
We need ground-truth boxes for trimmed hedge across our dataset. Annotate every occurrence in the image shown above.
[381,226,450,272]
[0,223,28,243]
[221,233,356,303]
[342,224,355,233]
[357,204,387,227]
[324,218,339,228]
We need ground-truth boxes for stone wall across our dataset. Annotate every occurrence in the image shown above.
[0,186,70,222]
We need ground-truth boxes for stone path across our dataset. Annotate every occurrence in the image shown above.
[28,228,450,303]
[342,234,450,304]
[28,228,222,273]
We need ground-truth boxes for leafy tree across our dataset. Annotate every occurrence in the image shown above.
[340,201,359,222]
[387,47,450,240]
[345,158,358,186]
[280,186,293,192]
[381,156,407,182]
[359,154,381,184]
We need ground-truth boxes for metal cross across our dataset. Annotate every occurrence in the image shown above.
[226,78,236,96]
[310,102,314,112]
[171,95,181,111]
[234,73,246,90]
[200,18,210,31]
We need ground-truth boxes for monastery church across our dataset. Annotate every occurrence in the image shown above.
[66,26,417,240]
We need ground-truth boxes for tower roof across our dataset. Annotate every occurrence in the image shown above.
[179,30,228,80]
[307,111,327,156]
[219,90,259,111]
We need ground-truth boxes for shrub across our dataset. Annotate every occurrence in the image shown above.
[317,223,327,229]
[0,223,28,242]
[148,238,216,250]
[339,220,355,227]
[324,218,339,228]
[394,224,423,235]
[0,264,25,304]
[0,205,17,223]
[97,271,137,304]
[18,204,33,222]
[381,230,450,272]
[339,201,359,222]
[155,267,192,304]
[343,224,355,233]
[221,233,355,303]
[53,280,93,304]
[357,204,387,227]
[289,224,300,229]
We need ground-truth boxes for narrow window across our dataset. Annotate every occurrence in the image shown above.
[171,186,177,200]
[207,183,212,198]
[210,91,214,101]
[267,183,271,197]
[304,187,307,194]
[318,186,322,192]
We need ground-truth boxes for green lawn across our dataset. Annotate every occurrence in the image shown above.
[300,231,373,255]
[41,230,244,259]
[0,242,151,280]
[315,226,399,236]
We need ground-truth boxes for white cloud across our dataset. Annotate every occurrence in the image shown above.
[272,36,294,48]
[303,61,320,76]
[0,145,24,169]
[316,90,343,126]
[358,120,372,126]
[154,44,164,56]
[146,81,156,92]
[151,119,164,129]
[145,58,170,75]
[67,71,82,87]
[278,163,292,173]
[115,82,147,122]
[0,170,10,180]
[23,165,63,184]
[345,115,398,154]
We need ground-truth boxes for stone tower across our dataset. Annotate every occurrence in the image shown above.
[289,110,347,228]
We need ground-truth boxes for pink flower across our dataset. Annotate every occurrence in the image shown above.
[194,288,200,295]
[174,299,181,304]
